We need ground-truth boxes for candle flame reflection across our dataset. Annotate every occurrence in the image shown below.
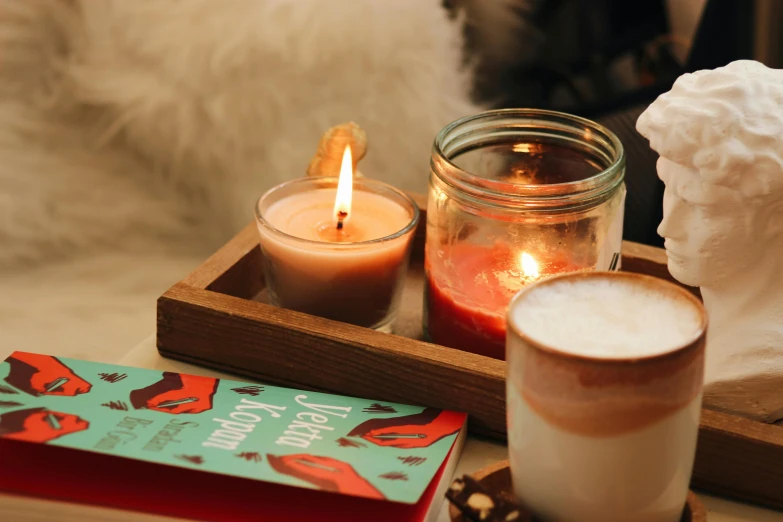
[520,252,540,278]
[334,145,353,227]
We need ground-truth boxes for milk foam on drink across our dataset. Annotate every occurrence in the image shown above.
[506,273,706,522]
[509,277,703,359]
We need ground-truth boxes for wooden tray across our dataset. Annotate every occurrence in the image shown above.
[447,460,707,522]
[157,195,783,510]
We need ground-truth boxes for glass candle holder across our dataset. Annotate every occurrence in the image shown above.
[256,177,419,332]
[424,109,626,359]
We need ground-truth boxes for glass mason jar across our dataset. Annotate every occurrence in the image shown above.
[424,109,626,360]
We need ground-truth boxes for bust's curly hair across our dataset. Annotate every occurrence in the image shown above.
[637,60,783,199]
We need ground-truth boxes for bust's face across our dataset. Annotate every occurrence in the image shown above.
[657,158,759,287]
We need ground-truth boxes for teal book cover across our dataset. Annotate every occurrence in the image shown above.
[0,352,466,505]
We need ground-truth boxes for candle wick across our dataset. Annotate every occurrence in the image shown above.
[336,210,348,231]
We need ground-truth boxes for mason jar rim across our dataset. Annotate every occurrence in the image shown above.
[431,108,625,211]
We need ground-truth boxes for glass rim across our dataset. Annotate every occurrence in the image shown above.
[506,271,708,364]
[431,108,625,208]
[255,176,421,249]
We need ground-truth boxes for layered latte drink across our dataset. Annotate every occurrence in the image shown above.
[506,272,706,522]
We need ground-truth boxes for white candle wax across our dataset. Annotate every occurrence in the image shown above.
[257,187,416,328]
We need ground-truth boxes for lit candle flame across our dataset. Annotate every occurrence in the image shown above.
[333,145,353,229]
[520,252,540,278]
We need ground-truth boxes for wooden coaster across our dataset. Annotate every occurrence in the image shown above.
[448,460,707,522]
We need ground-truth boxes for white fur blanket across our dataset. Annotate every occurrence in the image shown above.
[0,0,508,361]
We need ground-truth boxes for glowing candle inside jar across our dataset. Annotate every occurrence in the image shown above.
[425,245,579,360]
[424,110,626,361]
[256,147,419,330]
[520,253,539,278]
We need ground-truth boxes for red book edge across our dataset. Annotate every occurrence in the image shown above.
[0,418,467,522]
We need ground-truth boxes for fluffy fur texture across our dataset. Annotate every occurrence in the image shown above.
[0,0,513,361]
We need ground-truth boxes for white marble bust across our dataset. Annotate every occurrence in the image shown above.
[637,60,783,423]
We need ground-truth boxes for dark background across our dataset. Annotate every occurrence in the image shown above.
[461,0,783,246]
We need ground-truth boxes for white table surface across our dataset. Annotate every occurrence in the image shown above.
[2,337,783,522]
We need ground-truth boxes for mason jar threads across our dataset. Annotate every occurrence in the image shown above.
[424,109,626,359]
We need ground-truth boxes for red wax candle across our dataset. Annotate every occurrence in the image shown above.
[425,243,578,360]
